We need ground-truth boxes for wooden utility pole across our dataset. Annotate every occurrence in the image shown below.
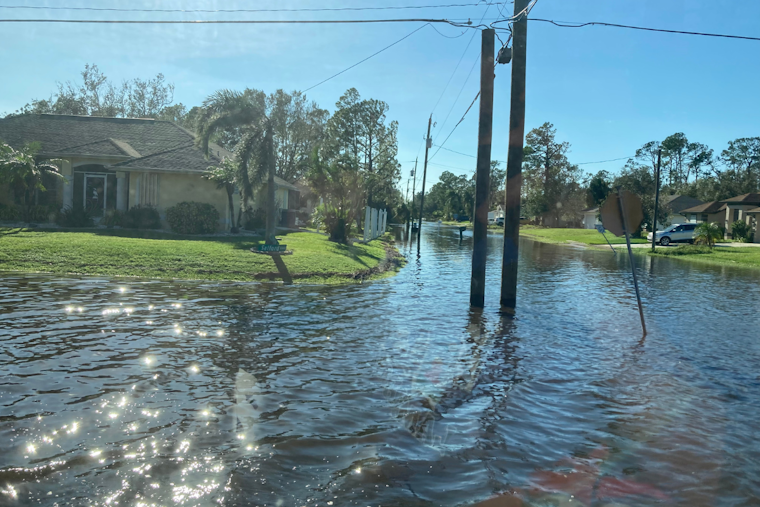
[500,0,529,312]
[651,148,662,252]
[470,28,495,308]
[410,158,418,226]
[417,116,432,251]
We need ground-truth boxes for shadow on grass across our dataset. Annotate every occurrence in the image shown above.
[0,228,26,237]
[271,254,293,285]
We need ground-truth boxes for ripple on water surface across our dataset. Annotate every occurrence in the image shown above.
[1,227,760,506]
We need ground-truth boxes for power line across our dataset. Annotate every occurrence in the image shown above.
[0,18,481,26]
[434,144,477,158]
[0,2,504,14]
[429,2,492,115]
[304,23,430,92]
[577,156,633,165]
[521,18,760,42]
[428,87,481,162]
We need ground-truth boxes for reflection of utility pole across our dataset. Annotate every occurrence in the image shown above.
[417,117,432,252]
[500,0,528,312]
[652,148,662,253]
[470,28,495,308]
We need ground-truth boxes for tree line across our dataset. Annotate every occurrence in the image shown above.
[418,121,759,232]
[10,65,404,243]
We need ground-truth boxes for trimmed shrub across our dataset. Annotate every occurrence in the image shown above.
[123,205,161,229]
[166,201,219,235]
[0,203,20,221]
[103,209,125,228]
[731,220,751,242]
[56,205,94,228]
[27,205,55,223]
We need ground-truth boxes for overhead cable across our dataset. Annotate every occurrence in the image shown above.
[0,2,505,14]
[514,18,760,42]
[0,18,481,27]
[303,23,430,92]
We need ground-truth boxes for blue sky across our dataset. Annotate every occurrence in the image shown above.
[1,0,759,188]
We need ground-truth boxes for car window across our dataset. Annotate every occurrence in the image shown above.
[684,224,696,231]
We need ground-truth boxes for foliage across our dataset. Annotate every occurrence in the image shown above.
[307,152,364,243]
[103,209,124,228]
[165,202,219,235]
[56,205,93,228]
[0,141,63,222]
[424,171,474,220]
[694,222,723,248]
[0,203,20,221]
[324,88,401,211]
[123,205,162,229]
[730,220,752,242]
[244,208,266,231]
[586,170,611,208]
[205,157,239,232]
[310,205,326,232]
[0,229,392,284]
[522,123,585,226]
[196,88,278,242]
[13,64,176,119]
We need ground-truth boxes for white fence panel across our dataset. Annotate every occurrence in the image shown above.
[363,206,386,241]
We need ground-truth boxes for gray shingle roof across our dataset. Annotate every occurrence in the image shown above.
[680,201,727,214]
[0,114,192,157]
[720,193,760,205]
[111,143,221,173]
[56,138,137,157]
[660,194,704,213]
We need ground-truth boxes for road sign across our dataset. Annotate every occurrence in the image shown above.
[600,190,643,237]
[257,244,287,252]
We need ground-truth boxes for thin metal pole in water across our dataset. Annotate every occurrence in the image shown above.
[470,28,495,308]
[618,189,647,336]
[417,116,432,252]
[500,0,529,312]
[651,148,662,253]
[410,158,418,226]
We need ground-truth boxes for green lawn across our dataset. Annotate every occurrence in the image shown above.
[519,226,648,245]
[0,228,400,284]
[648,244,760,269]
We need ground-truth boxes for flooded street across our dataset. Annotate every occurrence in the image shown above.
[1,225,759,506]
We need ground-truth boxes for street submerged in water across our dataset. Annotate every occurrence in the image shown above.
[1,224,759,506]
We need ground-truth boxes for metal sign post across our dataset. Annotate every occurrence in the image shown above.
[601,190,647,336]
[595,224,617,255]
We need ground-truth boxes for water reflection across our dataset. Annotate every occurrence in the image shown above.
[1,226,759,505]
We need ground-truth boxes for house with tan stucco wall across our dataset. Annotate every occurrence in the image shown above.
[0,114,298,229]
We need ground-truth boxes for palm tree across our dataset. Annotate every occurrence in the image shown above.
[694,222,723,248]
[196,90,278,244]
[205,157,239,233]
[0,141,62,222]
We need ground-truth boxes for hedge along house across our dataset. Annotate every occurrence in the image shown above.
[0,114,299,229]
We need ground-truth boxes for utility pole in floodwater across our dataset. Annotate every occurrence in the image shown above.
[410,158,418,229]
[500,0,529,312]
[470,28,495,308]
[652,148,662,253]
[417,116,432,252]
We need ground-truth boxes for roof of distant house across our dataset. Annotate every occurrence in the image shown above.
[747,207,760,213]
[660,194,704,213]
[719,193,760,205]
[681,201,727,214]
[0,113,296,189]
[582,207,598,213]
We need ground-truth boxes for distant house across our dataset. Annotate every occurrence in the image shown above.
[0,114,298,229]
[657,194,704,229]
[681,193,760,242]
[581,207,601,229]
[680,200,727,225]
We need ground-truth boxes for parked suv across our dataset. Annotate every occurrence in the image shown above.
[647,223,697,246]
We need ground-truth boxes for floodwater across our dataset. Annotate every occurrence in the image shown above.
[1,225,759,507]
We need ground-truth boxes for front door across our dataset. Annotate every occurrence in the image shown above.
[84,174,107,217]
